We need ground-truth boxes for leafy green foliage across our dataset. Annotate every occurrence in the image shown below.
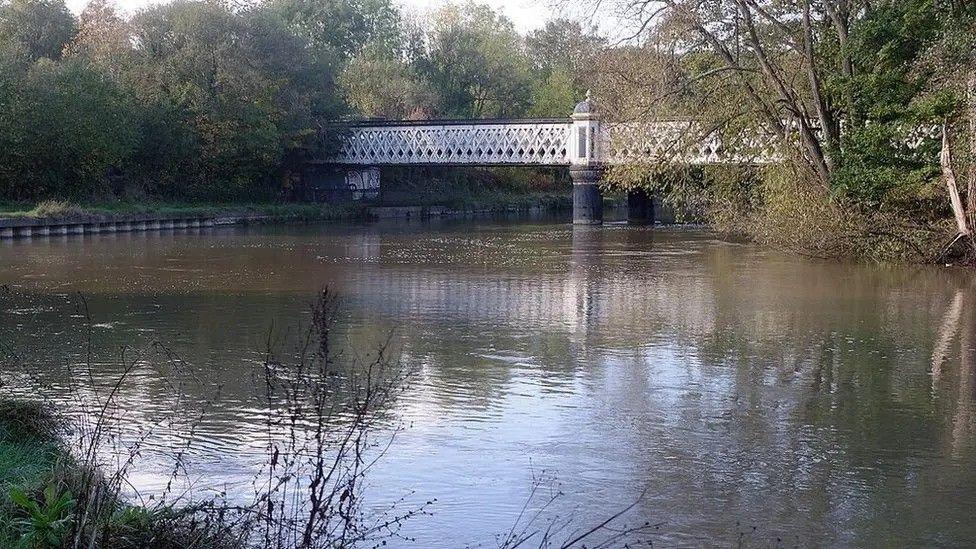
[528,69,576,118]
[601,0,975,260]
[409,2,534,118]
[0,0,76,62]
[8,484,75,549]
[269,0,401,61]
[340,50,437,119]
[828,0,946,207]
[0,57,140,200]
[0,0,353,201]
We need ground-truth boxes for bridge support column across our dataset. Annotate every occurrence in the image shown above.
[571,167,603,225]
[627,189,654,225]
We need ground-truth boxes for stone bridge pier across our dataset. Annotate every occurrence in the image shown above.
[568,93,603,225]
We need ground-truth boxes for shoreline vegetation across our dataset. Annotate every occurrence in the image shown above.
[0,289,422,548]
[589,0,976,265]
[0,193,574,226]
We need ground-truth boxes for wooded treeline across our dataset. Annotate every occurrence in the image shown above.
[593,0,976,261]
[3,0,975,261]
[0,0,600,202]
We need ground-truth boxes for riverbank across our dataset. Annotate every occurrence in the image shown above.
[0,193,574,238]
[0,400,236,548]
[0,400,75,546]
[0,200,370,224]
[0,401,60,500]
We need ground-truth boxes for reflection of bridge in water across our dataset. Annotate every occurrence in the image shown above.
[345,227,718,350]
[313,94,779,224]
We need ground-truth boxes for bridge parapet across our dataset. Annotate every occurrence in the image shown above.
[334,119,779,167]
[326,95,781,224]
[603,121,781,165]
[338,119,572,166]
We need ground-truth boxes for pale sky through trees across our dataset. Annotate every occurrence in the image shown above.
[62,0,602,33]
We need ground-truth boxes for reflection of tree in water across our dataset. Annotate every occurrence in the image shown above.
[932,278,976,458]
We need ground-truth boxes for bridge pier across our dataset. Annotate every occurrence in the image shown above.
[627,189,654,224]
[571,167,603,225]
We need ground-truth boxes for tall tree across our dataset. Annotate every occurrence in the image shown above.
[269,0,401,62]
[0,0,76,62]
[66,0,132,76]
[128,0,341,199]
[410,2,533,118]
[587,0,976,259]
[0,58,139,199]
[340,51,437,119]
[524,20,604,116]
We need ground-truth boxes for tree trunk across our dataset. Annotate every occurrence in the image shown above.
[941,124,972,237]
[801,0,838,169]
[823,0,852,79]
[967,69,976,226]
[735,0,832,185]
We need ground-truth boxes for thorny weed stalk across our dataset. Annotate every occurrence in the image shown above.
[492,469,660,549]
[0,287,424,548]
[231,288,427,548]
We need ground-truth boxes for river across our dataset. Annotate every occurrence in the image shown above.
[0,215,974,547]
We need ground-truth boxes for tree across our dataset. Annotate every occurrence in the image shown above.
[340,51,438,119]
[528,69,576,117]
[65,0,132,76]
[522,20,604,117]
[410,2,533,118]
[0,0,76,62]
[0,58,139,199]
[526,19,603,108]
[269,0,401,62]
[128,0,342,199]
[586,0,976,260]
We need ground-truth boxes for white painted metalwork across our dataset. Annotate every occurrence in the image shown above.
[333,119,780,167]
[338,121,571,166]
[603,121,782,165]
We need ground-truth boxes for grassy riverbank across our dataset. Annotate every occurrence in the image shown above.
[0,401,235,548]
[0,200,368,223]
[0,400,79,547]
[0,402,60,499]
[0,192,572,225]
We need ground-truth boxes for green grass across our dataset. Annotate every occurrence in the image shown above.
[0,193,572,223]
[0,200,370,223]
[0,400,237,548]
[0,401,61,493]
[0,401,68,547]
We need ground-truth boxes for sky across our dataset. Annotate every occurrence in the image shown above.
[63,0,612,34]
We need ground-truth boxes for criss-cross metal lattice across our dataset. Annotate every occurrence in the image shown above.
[603,121,782,165]
[334,119,779,166]
[338,121,572,165]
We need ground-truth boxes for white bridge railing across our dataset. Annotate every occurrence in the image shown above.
[336,120,572,166]
[333,118,779,167]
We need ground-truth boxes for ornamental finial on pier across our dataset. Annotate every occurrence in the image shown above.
[573,91,595,117]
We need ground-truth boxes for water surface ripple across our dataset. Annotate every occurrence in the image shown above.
[0,218,974,547]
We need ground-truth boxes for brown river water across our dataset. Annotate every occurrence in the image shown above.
[0,214,974,547]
